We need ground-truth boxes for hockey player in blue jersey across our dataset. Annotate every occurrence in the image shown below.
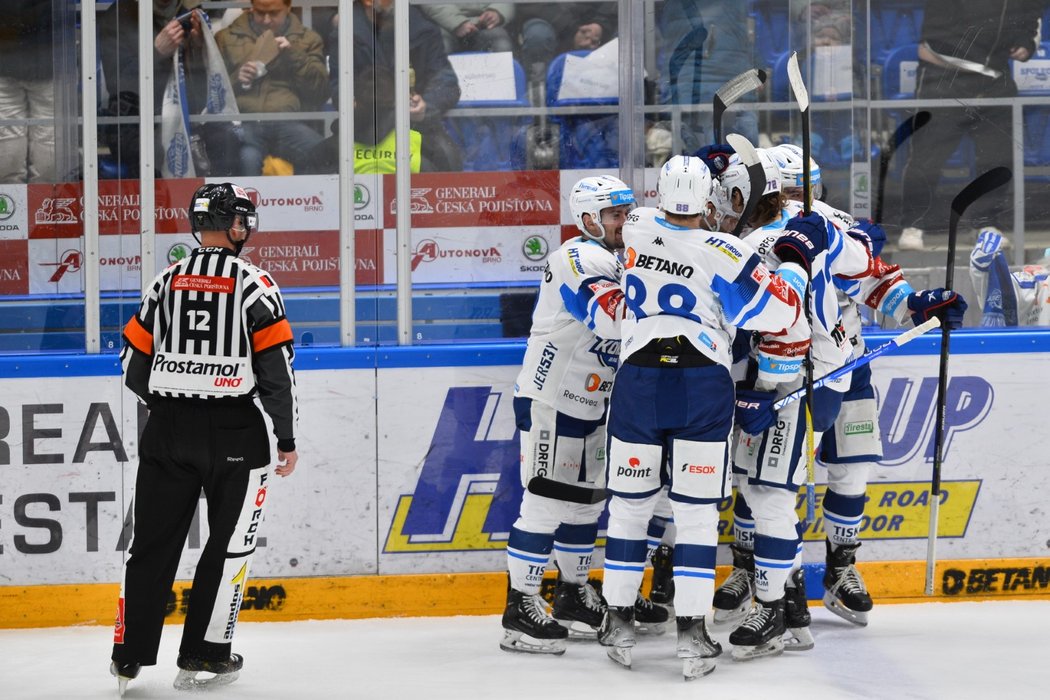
[597,154,830,679]
[502,175,664,655]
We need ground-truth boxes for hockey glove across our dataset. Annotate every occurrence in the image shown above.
[694,142,735,177]
[906,289,968,329]
[847,219,887,258]
[774,212,831,274]
[735,386,779,436]
[970,228,1004,271]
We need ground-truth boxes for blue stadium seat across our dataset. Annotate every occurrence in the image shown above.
[869,1,924,63]
[444,54,531,172]
[750,0,790,70]
[545,50,619,169]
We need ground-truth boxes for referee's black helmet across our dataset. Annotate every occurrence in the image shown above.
[189,183,258,234]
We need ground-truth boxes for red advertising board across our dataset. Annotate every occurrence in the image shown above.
[383,171,560,228]
[239,229,382,287]
[0,240,29,295]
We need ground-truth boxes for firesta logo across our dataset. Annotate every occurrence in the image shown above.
[42,249,83,282]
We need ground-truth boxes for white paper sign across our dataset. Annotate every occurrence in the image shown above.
[557,39,620,101]
[448,51,517,103]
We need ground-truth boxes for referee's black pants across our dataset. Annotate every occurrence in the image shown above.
[112,397,271,666]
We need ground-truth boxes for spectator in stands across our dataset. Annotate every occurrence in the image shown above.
[897,0,1043,251]
[0,1,56,184]
[654,0,757,157]
[420,4,515,54]
[327,0,462,172]
[216,0,329,175]
[99,0,237,178]
[512,3,617,83]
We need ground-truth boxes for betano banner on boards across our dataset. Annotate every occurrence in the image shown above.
[0,352,1047,600]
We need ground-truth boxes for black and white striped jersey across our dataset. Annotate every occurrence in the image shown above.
[121,246,297,445]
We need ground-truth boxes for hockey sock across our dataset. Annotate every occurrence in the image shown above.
[787,521,805,578]
[645,515,670,563]
[670,542,717,617]
[753,533,798,602]
[603,536,648,608]
[506,527,554,595]
[823,489,865,549]
[553,522,599,585]
[733,491,755,551]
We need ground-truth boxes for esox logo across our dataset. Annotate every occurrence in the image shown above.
[876,376,993,466]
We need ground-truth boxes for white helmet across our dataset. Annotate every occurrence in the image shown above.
[712,149,780,225]
[569,175,636,241]
[769,143,822,194]
[657,155,713,216]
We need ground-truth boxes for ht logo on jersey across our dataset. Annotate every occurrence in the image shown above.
[590,338,620,369]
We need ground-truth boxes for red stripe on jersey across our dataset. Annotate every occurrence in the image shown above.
[758,338,811,357]
[261,275,274,288]
[172,274,235,294]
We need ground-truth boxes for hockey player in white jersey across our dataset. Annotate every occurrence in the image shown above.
[597,155,830,679]
[970,227,1050,326]
[502,175,645,655]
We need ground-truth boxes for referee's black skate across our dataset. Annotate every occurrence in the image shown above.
[500,587,568,655]
[823,541,873,626]
[649,543,675,605]
[597,605,636,668]
[712,544,754,628]
[729,597,785,661]
[783,568,814,651]
[634,592,669,635]
[109,661,140,697]
[675,616,721,680]
[552,579,606,639]
[173,653,243,690]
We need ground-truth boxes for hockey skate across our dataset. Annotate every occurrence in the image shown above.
[552,579,606,639]
[782,569,814,651]
[649,543,675,606]
[675,616,721,680]
[729,597,785,661]
[712,544,754,628]
[173,653,243,690]
[633,593,669,635]
[109,661,140,697]
[597,605,636,668]
[500,587,568,655]
[823,542,873,626]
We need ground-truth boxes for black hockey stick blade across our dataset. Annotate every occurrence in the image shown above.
[527,476,608,505]
[874,110,932,223]
[713,68,767,142]
[945,166,1012,289]
[726,133,765,236]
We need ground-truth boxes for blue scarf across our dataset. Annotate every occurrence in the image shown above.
[980,252,1019,327]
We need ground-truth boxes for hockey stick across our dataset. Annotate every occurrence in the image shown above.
[725,133,767,236]
[528,476,607,505]
[773,317,940,411]
[713,68,767,142]
[925,165,1012,595]
[786,52,818,526]
[873,110,931,223]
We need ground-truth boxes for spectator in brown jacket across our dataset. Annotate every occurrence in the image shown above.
[216,0,329,174]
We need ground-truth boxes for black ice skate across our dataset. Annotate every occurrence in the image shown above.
[500,587,569,655]
[649,543,675,605]
[823,541,873,626]
[552,579,606,639]
[712,544,755,628]
[729,597,785,661]
[633,592,670,635]
[675,616,722,680]
[597,605,636,668]
[173,653,243,690]
[109,661,140,697]
[783,568,814,651]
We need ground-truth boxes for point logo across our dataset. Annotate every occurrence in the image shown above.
[0,193,14,220]
[168,243,192,264]
[522,236,548,261]
[42,249,83,283]
[354,184,370,210]
[628,457,640,468]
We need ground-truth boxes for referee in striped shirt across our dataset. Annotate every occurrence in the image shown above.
[111,182,298,693]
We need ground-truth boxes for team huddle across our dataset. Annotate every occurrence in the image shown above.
[502,139,967,679]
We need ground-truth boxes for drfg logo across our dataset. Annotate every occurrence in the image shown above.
[877,376,993,466]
